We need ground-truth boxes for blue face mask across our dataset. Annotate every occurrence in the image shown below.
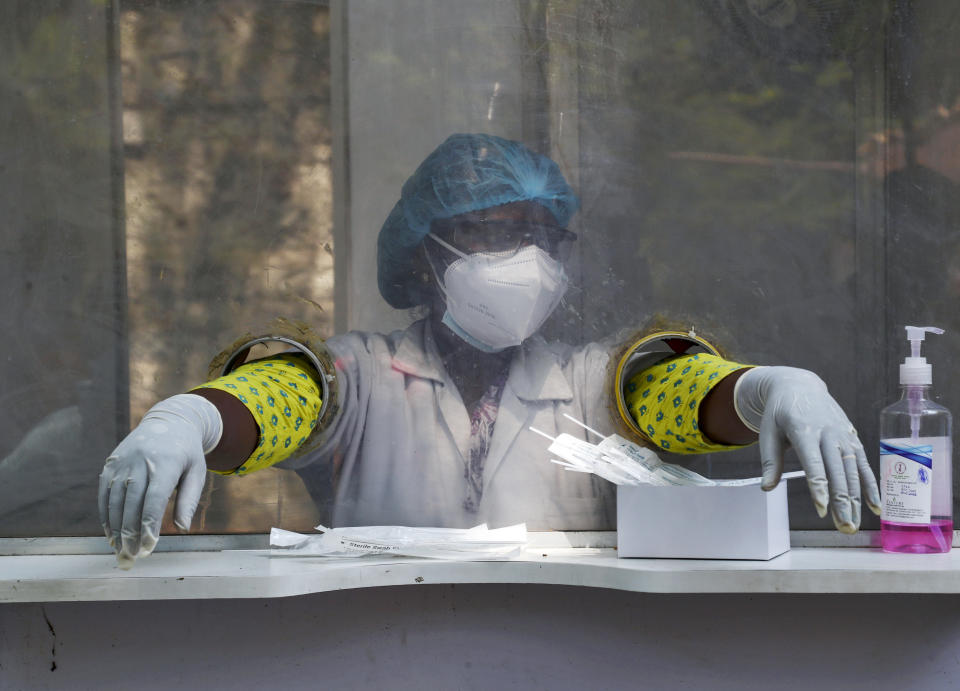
[440,311,505,353]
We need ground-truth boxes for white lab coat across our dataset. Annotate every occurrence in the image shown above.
[279,318,617,530]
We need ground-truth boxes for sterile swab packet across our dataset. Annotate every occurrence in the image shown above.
[596,433,807,487]
[539,416,809,488]
[547,434,636,484]
[597,449,670,486]
[558,414,715,486]
[597,434,716,486]
[713,470,807,486]
[270,523,528,559]
[535,428,675,485]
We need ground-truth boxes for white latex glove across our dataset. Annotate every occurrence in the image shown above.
[735,367,881,534]
[98,394,222,568]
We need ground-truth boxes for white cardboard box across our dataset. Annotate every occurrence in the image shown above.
[616,482,790,560]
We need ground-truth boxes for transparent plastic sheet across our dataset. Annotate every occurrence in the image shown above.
[10,0,960,543]
[269,523,527,559]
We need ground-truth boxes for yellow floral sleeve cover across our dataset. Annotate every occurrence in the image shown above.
[197,354,322,475]
[625,353,753,454]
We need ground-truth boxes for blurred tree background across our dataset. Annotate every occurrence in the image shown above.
[564,0,960,527]
[120,0,334,532]
[0,0,334,535]
[121,0,333,415]
[0,0,124,535]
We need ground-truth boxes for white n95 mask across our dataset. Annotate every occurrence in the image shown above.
[427,233,569,352]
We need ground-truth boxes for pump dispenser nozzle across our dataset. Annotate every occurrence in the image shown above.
[901,326,944,386]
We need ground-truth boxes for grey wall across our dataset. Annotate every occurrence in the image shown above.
[3,587,960,690]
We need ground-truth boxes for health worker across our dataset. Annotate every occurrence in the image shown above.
[99,133,881,567]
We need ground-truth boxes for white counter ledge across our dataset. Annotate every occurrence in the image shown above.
[3,536,960,602]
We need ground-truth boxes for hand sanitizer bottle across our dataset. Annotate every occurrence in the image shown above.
[880,326,953,553]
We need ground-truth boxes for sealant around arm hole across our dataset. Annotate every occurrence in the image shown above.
[205,319,342,469]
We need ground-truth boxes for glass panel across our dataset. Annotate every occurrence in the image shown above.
[882,1,960,519]
[569,0,869,528]
[0,0,333,537]
[4,0,959,540]
[0,1,125,536]
[336,0,882,529]
[119,0,333,533]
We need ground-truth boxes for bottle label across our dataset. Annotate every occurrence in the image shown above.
[880,437,945,524]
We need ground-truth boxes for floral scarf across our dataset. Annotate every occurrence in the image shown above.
[462,368,510,513]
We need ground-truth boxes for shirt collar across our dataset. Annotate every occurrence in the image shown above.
[390,318,447,384]
[507,337,574,402]
[391,319,573,402]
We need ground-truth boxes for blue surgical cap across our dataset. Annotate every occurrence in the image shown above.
[377,133,580,309]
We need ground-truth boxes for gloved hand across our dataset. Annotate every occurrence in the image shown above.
[98,394,222,568]
[735,366,881,534]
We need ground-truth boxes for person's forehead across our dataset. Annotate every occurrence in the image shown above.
[453,201,559,226]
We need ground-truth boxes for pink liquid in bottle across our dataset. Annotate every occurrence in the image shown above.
[881,518,953,554]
